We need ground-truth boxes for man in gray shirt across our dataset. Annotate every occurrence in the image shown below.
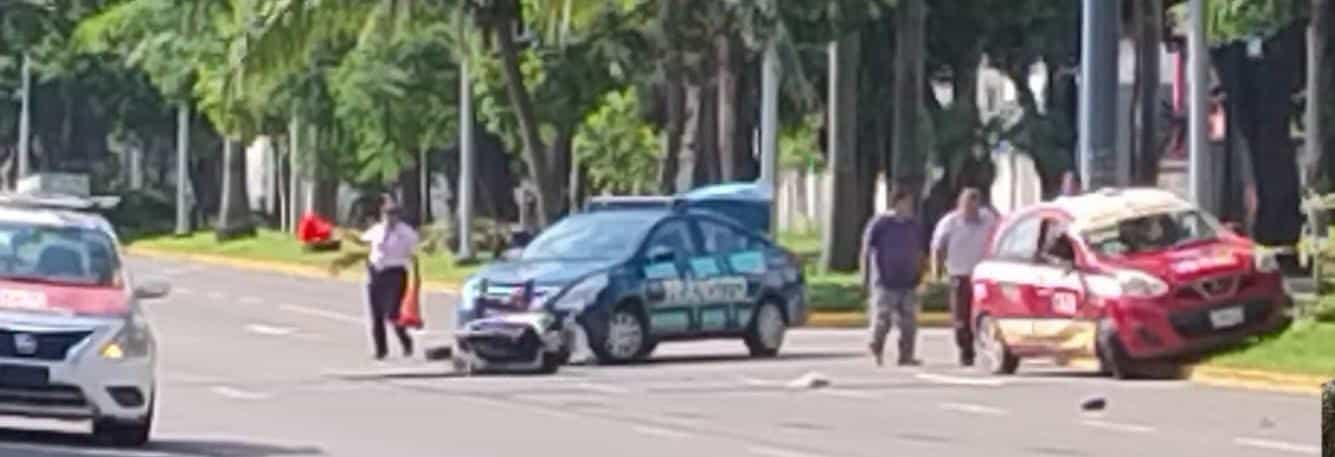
[931,188,999,367]
[861,190,925,367]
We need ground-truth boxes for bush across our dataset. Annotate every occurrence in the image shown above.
[105,190,176,242]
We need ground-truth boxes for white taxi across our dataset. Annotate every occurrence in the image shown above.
[0,192,167,446]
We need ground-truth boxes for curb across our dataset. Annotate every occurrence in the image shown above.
[125,246,461,293]
[1186,366,1328,396]
[804,311,953,329]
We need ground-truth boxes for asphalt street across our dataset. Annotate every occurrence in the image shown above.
[0,257,1320,457]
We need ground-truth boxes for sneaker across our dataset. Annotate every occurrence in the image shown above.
[869,343,884,367]
[960,354,975,367]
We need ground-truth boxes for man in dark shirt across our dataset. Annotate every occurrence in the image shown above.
[861,190,925,367]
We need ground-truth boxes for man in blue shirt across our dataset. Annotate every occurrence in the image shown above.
[861,190,926,367]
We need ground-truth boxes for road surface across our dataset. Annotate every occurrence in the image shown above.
[0,257,1319,457]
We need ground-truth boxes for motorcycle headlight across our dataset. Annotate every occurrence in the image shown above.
[459,276,482,312]
[548,274,609,312]
[1253,249,1280,273]
[101,314,152,360]
[1115,270,1170,299]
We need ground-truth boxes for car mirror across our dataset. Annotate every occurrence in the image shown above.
[133,280,170,300]
[647,246,675,264]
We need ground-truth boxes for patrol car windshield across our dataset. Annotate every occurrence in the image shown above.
[0,223,121,287]
[521,213,653,261]
[1083,209,1220,257]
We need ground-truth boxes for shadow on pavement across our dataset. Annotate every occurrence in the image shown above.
[0,427,324,457]
[642,351,861,366]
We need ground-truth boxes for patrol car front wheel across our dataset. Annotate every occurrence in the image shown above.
[745,301,786,357]
[592,306,649,364]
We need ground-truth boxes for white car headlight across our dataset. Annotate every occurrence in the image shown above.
[548,274,609,312]
[459,276,482,312]
[101,313,152,360]
[1253,249,1280,273]
[1115,270,1170,299]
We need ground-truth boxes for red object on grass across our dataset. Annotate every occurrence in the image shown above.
[297,212,334,244]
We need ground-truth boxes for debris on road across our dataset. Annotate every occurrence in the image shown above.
[1081,396,1107,412]
[788,372,831,389]
[425,345,454,361]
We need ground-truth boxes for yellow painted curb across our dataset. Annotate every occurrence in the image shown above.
[805,311,953,328]
[125,246,460,293]
[1187,366,1328,396]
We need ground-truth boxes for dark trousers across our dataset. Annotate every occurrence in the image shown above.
[949,275,975,362]
[368,265,413,358]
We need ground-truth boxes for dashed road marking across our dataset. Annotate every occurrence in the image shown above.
[1080,419,1155,434]
[1233,437,1320,455]
[915,373,1005,387]
[938,402,1008,416]
[206,291,225,300]
[747,445,828,457]
[240,296,264,305]
[631,425,693,439]
[577,382,631,395]
[210,386,270,401]
[244,323,297,336]
[280,304,362,325]
[819,389,879,399]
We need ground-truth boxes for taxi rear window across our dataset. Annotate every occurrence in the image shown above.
[0,223,121,287]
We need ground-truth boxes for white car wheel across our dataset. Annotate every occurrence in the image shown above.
[605,310,645,361]
[746,301,786,357]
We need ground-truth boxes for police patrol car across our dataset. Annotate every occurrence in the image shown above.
[453,183,806,373]
[0,174,168,446]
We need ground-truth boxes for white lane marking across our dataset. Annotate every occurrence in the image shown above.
[740,377,786,387]
[240,296,264,305]
[1080,419,1156,434]
[916,373,1005,387]
[748,445,827,457]
[210,386,270,401]
[175,286,195,295]
[244,323,296,336]
[165,372,225,384]
[938,402,1008,416]
[280,304,362,325]
[631,425,693,439]
[820,389,879,399]
[1233,437,1320,455]
[577,382,631,394]
[206,291,225,300]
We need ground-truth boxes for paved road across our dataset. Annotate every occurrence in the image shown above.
[0,257,1320,457]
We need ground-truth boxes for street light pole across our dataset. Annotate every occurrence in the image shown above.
[175,104,191,235]
[1187,0,1211,209]
[759,41,780,236]
[17,53,32,184]
[458,59,476,260]
[1078,0,1120,191]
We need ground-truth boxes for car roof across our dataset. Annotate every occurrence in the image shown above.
[0,205,115,237]
[1049,188,1196,231]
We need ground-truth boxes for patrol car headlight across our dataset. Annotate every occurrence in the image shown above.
[459,276,482,311]
[1116,270,1170,299]
[549,274,609,312]
[101,314,152,360]
[1253,249,1280,273]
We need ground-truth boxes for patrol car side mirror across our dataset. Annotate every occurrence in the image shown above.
[647,246,674,263]
[134,280,170,300]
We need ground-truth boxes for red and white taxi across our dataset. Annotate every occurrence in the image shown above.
[971,188,1292,378]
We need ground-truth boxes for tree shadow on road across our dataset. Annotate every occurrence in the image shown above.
[0,427,324,457]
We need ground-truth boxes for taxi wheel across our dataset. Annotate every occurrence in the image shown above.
[1096,323,1135,380]
[538,352,563,374]
[745,300,787,357]
[592,304,649,364]
[975,315,1019,375]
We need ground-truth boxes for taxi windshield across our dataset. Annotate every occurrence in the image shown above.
[1083,209,1220,258]
[521,213,653,261]
[0,223,121,288]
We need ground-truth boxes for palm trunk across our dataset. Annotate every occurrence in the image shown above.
[717,33,739,182]
[658,74,684,194]
[216,138,254,240]
[820,29,862,272]
[494,19,555,226]
[1134,0,1164,186]
[1309,0,1331,186]
[891,0,927,197]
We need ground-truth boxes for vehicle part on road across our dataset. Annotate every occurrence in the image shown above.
[453,312,565,374]
[745,300,786,357]
[976,315,1019,375]
[1080,396,1107,412]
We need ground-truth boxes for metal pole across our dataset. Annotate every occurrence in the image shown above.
[1187,0,1210,208]
[289,114,301,232]
[175,104,191,235]
[1078,0,1121,191]
[458,60,476,260]
[759,41,781,236]
[17,54,32,183]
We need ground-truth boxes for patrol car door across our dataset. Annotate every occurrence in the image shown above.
[639,219,700,336]
[694,218,758,333]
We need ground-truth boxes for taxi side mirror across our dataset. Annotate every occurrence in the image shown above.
[134,280,170,300]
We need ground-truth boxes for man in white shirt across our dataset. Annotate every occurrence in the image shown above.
[355,196,421,360]
[931,188,999,367]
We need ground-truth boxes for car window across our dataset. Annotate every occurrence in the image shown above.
[521,213,652,261]
[0,223,121,287]
[643,220,697,261]
[698,219,750,254]
[994,216,1041,260]
[1083,209,1220,258]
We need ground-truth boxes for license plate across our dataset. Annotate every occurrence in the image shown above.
[0,364,50,387]
[1209,306,1245,329]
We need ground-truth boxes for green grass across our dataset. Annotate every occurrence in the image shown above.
[1206,320,1335,376]
[777,230,948,312]
[128,230,482,286]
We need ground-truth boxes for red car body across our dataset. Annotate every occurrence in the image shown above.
[969,188,1292,376]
